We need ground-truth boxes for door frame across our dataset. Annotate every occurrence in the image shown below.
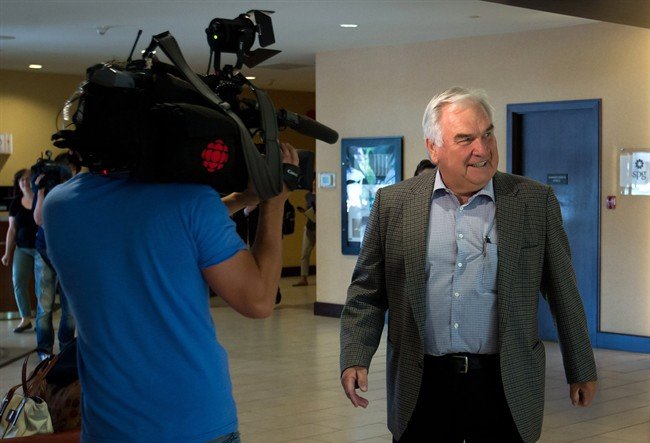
[507,99,649,353]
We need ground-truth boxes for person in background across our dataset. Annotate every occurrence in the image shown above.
[44,142,298,443]
[1,168,38,333]
[339,86,597,442]
[293,184,316,287]
[32,152,81,358]
[413,158,436,177]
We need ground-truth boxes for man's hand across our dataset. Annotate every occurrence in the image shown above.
[1,254,9,266]
[570,380,597,407]
[341,366,369,408]
[279,142,299,195]
[221,180,260,216]
[221,143,298,214]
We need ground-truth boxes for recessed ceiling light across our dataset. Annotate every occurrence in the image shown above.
[96,25,114,36]
[339,24,358,28]
[29,64,42,69]
[245,76,256,80]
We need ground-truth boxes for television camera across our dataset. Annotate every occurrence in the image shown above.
[30,150,73,194]
[52,10,337,200]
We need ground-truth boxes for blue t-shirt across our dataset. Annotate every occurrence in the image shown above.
[43,173,246,443]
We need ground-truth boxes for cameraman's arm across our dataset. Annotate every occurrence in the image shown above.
[202,143,298,318]
[221,183,259,216]
[34,189,46,226]
[33,175,45,226]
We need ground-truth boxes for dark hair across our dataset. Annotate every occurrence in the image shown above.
[414,159,436,177]
[13,168,28,196]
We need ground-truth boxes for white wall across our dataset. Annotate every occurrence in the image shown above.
[315,22,650,337]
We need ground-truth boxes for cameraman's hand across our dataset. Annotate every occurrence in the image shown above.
[222,143,296,215]
[279,142,299,197]
[34,174,44,188]
[222,180,260,216]
[281,142,299,166]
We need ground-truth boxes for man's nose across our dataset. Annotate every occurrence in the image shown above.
[472,138,491,156]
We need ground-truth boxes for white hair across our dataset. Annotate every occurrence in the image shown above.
[422,87,494,145]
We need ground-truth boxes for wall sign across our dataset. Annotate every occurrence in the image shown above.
[619,149,650,195]
[547,173,568,185]
[0,133,13,154]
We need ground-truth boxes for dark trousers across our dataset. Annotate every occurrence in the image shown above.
[395,354,523,443]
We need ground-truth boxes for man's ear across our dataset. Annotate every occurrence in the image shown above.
[425,139,439,164]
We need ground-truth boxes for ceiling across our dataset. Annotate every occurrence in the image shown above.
[0,0,646,91]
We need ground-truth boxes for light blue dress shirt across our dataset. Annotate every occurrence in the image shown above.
[424,171,499,356]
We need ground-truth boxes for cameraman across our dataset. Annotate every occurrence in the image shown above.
[32,152,80,359]
[43,143,298,442]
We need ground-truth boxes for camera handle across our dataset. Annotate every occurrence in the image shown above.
[149,31,283,201]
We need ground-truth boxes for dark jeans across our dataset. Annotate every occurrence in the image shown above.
[395,354,523,443]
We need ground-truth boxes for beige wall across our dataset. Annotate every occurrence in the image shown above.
[0,70,84,183]
[315,22,650,337]
[0,70,315,268]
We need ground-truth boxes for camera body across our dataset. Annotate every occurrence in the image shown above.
[51,10,335,198]
[30,152,72,194]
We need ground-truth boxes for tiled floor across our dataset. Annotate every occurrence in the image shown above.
[1,278,649,442]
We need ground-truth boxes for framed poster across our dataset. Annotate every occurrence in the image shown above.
[341,136,403,255]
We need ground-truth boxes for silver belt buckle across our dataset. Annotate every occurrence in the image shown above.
[453,355,469,373]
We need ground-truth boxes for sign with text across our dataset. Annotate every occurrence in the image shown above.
[620,149,650,195]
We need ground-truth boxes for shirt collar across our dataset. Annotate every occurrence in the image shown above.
[433,170,495,203]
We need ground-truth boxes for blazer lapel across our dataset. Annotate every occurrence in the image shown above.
[493,172,524,342]
[403,173,436,335]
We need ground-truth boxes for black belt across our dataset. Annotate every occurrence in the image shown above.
[424,353,499,374]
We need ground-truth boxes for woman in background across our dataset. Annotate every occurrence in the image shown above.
[293,182,316,287]
[1,168,38,332]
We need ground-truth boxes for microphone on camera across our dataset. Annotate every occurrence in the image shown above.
[277,109,339,144]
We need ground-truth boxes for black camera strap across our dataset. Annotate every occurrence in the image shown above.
[151,31,283,200]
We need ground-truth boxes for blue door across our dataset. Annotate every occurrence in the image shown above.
[507,100,600,343]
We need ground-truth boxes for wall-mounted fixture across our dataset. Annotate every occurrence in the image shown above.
[619,148,650,195]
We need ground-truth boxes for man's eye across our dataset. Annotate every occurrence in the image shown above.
[458,137,472,145]
[483,130,493,138]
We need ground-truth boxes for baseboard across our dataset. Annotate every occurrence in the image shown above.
[313,301,343,318]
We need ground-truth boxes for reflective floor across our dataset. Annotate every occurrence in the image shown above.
[1,278,649,442]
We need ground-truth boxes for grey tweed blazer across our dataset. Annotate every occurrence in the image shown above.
[340,170,597,442]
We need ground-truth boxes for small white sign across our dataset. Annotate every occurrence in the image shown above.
[0,133,13,154]
[620,149,650,195]
[318,172,336,189]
